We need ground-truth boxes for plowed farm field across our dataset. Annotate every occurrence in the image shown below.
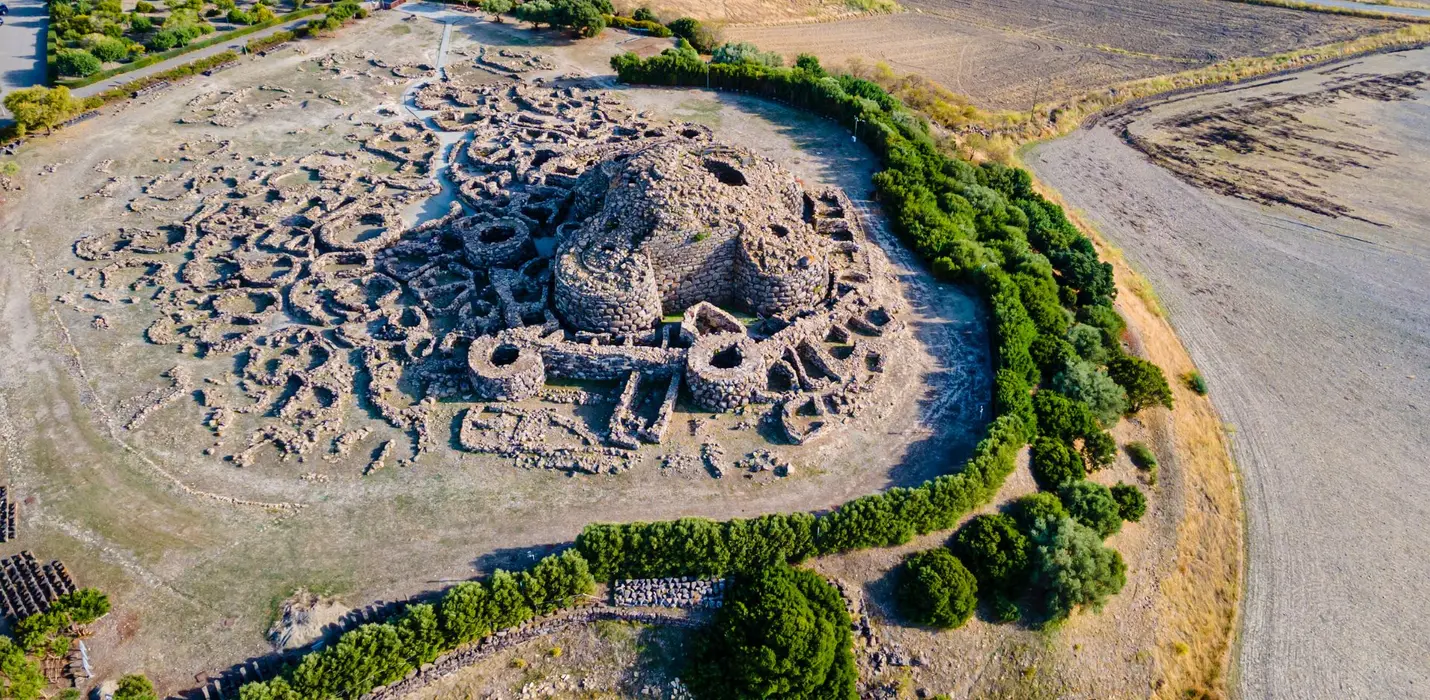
[729,0,1398,109]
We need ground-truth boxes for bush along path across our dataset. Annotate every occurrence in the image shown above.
[233,38,1175,700]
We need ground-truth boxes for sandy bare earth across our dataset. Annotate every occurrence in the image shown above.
[1025,48,1430,699]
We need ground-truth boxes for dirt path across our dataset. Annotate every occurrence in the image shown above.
[1025,47,1430,698]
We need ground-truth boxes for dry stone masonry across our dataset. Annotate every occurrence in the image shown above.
[612,577,727,609]
[66,51,912,477]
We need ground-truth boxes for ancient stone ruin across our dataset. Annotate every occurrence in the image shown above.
[68,60,908,475]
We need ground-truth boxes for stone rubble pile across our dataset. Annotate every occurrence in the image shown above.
[612,577,727,609]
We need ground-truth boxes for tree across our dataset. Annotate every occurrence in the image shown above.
[395,604,444,666]
[481,0,512,20]
[1007,492,1067,533]
[513,0,554,26]
[54,588,110,624]
[1080,429,1116,471]
[665,16,719,52]
[794,53,825,76]
[1060,481,1122,539]
[711,41,782,67]
[56,49,103,77]
[1032,518,1126,622]
[689,564,856,699]
[632,5,656,21]
[1110,482,1147,523]
[953,513,1029,592]
[557,0,605,37]
[1030,436,1083,492]
[1052,359,1127,426]
[90,36,130,62]
[3,86,82,136]
[1066,323,1108,364]
[0,638,44,700]
[1106,354,1174,413]
[113,675,158,700]
[896,548,977,629]
[1032,390,1097,442]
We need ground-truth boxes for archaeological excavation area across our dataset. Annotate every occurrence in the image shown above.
[0,6,990,686]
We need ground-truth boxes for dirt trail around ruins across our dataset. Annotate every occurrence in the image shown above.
[1025,47,1430,698]
[0,10,992,685]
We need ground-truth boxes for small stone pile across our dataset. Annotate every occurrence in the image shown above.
[613,577,727,609]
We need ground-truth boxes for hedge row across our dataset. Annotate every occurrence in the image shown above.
[238,551,593,700]
[602,14,673,36]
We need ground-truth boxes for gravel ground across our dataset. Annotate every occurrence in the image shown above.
[1025,48,1430,698]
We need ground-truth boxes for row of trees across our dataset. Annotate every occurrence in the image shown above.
[238,551,594,700]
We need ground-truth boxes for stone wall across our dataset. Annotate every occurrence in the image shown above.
[613,577,727,609]
[685,333,766,411]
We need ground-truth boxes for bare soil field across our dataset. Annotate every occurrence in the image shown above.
[730,13,1186,110]
[1025,46,1430,698]
[610,0,874,25]
[729,0,1398,109]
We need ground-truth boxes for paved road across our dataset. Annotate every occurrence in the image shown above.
[72,16,315,100]
[0,0,48,120]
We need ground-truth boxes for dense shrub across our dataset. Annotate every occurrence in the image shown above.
[896,548,978,629]
[604,14,671,35]
[632,5,656,21]
[665,16,719,52]
[57,49,103,77]
[953,513,1029,592]
[1125,441,1157,470]
[135,0,156,11]
[711,41,782,67]
[1052,359,1127,426]
[1183,370,1208,395]
[1030,436,1083,491]
[0,637,44,700]
[1107,354,1174,412]
[1060,481,1122,538]
[90,36,130,62]
[1032,391,1097,442]
[1110,482,1147,523]
[1008,492,1068,533]
[113,675,157,700]
[1081,429,1116,471]
[240,551,592,700]
[1066,323,1109,364]
[687,565,856,699]
[1032,517,1126,621]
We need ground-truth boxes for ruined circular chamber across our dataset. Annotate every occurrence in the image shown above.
[72,72,909,474]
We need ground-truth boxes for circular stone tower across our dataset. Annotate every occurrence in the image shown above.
[467,336,545,401]
[552,141,828,334]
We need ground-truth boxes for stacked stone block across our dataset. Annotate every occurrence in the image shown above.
[467,337,545,401]
[613,577,727,609]
[685,333,766,411]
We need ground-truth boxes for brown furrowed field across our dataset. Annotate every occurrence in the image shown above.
[729,0,1399,109]
[731,13,1187,109]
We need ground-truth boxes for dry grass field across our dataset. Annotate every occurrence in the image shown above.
[1026,47,1430,698]
[729,0,1398,109]
[610,0,880,25]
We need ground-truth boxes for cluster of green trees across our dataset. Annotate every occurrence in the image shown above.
[3,86,85,136]
[511,0,611,36]
[0,590,111,700]
[12,588,111,654]
[300,0,366,36]
[685,564,856,699]
[575,413,1026,579]
[238,551,594,700]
